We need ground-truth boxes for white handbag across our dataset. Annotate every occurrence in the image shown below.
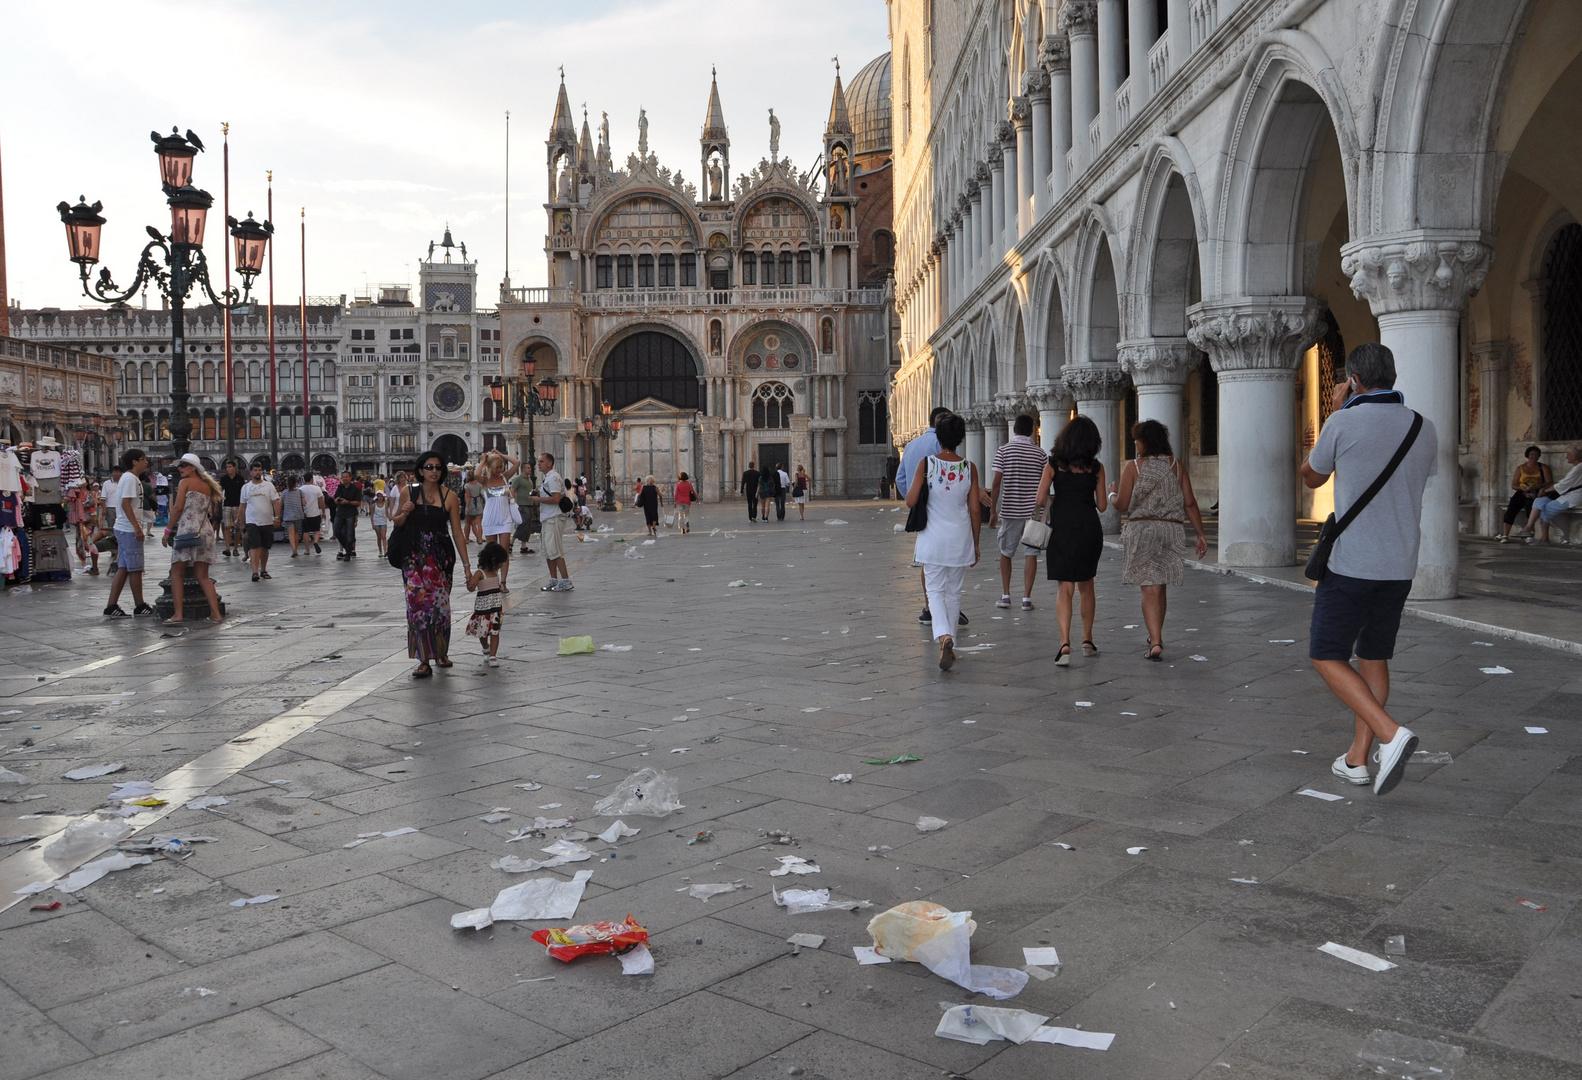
[1019,502,1054,552]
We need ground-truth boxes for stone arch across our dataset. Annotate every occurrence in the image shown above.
[1073,213,1123,365]
[510,334,565,377]
[1009,302,1028,392]
[1127,139,1208,337]
[594,325,705,411]
[729,319,814,379]
[585,319,705,381]
[1028,250,1069,385]
[1212,33,1360,299]
[583,187,703,250]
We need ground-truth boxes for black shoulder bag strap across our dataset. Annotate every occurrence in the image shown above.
[1305,411,1422,580]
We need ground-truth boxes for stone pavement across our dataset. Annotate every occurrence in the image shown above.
[1,503,1579,1080]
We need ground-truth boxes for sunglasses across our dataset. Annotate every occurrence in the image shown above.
[420,463,443,471]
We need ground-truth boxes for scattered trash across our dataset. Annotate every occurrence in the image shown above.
[869,901,972,961]
[893,523,905,532]
[342,827,419,849]
[1357,1030,1465,1079]
[1049,843,1074,851]
[770,855,820,876]
[182,987,219,998]
[185,795,230,811]
[0,766,32,787]
[686,830,714,845]
[117,835,217,856]
[282,790,314,800]
[1471,641,1494,647]
[1030,1026,1115,1050]
[514,782,543,791]
[531,915,647,962]
[686,883,748,901]
[1269,639,1296,644]
[774,887,871,914]
[787,933,825,949]
[936,1004,1050,1046]
[1024,965,1059,981]
[623,548,645,560]
[43,819,134,861]
[767,829,797,844]
[127,796,167,807]
[917,817,949,833]
[669,748,690,754]
[619,942,655,975]
[727,580,749,588]
[451,907,495,930]
[1480,666,1513,675]
[557,637,596,655]
[801,707,823,713]
[1524,726,1548,735]
[1516,899,1547,911]
[829,773,853,783]
[1412,750,1454,765]
[1297,789,1345,801]
[861,754,922,766]
[30,902,62,911]
[1188,655,1208,662]
[1126,847,1148,855]
[481,813,512,824]
[599,644,633,653]
[910,918,1028,999]
[598,821,640,844]
[1023,947,1060,967]
[1074,701,1094,708]
[1291,749,1310,754]
[1384,935,1407,956]
[853,945,891,964]
[2,835,39,847]
[1318,941,1396,971]
[229,894,279,907]
[592,768,684,817]
[17,852,153,896]
[480,869,596,922]
[641,539,656,546]
[1230,877,1260,885]
[62,762,127,780]
[823,519,849,525]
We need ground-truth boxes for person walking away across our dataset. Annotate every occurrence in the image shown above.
[370,487,390,558]
[463,470,486,544]
[673,472,697,533]
[392,452,471,677]
[478,451,521,589]
[333,471,363,560]
[1036,416,1109,665]
[905,413,981,670]
[1498,446,1550,542]
[637,475,663,536]
[508,464,537,554]
[219,459,245,557]
[298,474,325,554]
[758,467,779,523]
[1300,342,1436,796]
[792,465,810,519]
[240,463,281,581]
[105,449,154,616]
[533,452,573,590]
[281,475,305,556]
[161,453,224,623]
[1112,420,1207,660]
[989,414,1050,611]
[1522,444,1582,546]
[741,462,761,522]
[897,407,968,628]
[775,464,791,520]
[466,541,509,667]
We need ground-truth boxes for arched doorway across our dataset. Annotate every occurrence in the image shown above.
[311,453,339,476]
[281,454,305,471]
[431,435,468,466]
[599,331,701,411]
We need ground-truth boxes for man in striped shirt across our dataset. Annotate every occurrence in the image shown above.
[989,414,1049,610]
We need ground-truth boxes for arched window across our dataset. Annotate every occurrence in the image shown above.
[600,331,701,410]
[742,248,758,286]
[323,407,337,438]
[309,407,324,439]
[797,250,812,284]
[233,361,245,391]
[1542,223,1582,439]
[752,382,794,429]
[249,409,264,440]
[248,361,262,392]
[902,40,912,143]
[679,252,697,287]
[872,230,894,266]
[596,255,614,289]
[187,361,200,389]
[637,253,655,288]
[141,410,156,441]
[658,253,676,287]
[858,390,889,444]
[759,251,776,286]
[617,255,634,289]
[779,250,794,286]
[201,361,216,393]
[156,410,171,441]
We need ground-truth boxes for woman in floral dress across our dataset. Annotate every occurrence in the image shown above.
[391,451,472,678]
[161,453,224,623]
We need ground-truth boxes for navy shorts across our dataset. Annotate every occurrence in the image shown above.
[1309,572,1413,662]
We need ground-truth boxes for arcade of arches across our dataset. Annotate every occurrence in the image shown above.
[889,0,1582,599]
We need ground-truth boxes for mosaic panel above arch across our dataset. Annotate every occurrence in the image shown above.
[739,324,809,375]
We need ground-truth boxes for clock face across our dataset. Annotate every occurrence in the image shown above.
[433,381,465,414]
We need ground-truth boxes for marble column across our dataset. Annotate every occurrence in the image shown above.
[1061,364,1130,533]
[964,417,987,481]
[981,406,1007,473]
[1041,37,1072,202]
[974,163,993,271]
[1031,385,1067,452]
[1167,0,1190,75]
[1063,2,1099,172]
[1341,235,1494,598]
[1025,69,1053,218]
[1117,338,1199,452]
[1011,98,1033,234]
[1471,340,1512,536]
[1188,297,1325,566]
[987,145,1007,259]
[1128,0,1158,110]
[1096,0,1125,145]
[997,121,1019,243]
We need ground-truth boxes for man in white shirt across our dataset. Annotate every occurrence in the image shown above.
[533,452,572,591]
[240,463,282,581]
[297,475,325,555]
[105,449,153,617]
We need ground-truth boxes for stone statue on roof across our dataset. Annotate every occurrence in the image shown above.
[768,109,781,160]
[638,108,649,156]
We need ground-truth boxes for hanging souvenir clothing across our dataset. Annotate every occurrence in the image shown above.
[0,527,20,576]
[27,528,72,581]
[29,448,61,480]
[0,449,21,494]
[0,491,21,529]
[59,449,84,489]
[3,525,30,585]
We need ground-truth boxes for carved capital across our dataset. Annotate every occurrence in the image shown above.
[1022,67,1051,99]
[1117,339,1201,387]
[952,202,966,223]
[1470,339,1515,374]
[965,179,982,200]
[995,120,1017,149]
[1027,381,1072,411]
[987,144,1005,168]
[1340,232,1493,315]
[974,161,993,185]
[1059,2,1096,38]
[1038,35,1070,72]
[1187,298,1325,376]
[1009,96,1032,127]
[1061,363,1130,402]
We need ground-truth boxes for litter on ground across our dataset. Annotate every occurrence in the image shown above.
[1296,789,1346,802]
[229,894,279,907]
[769,855,820,876]
[592,768,684,817]
[862,754,922,765]
[787,933,825,949]
[917,816,949,832]
[936,1004,1050,1046]
[1318,941,1396,971]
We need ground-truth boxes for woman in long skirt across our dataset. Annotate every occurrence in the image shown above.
[391,451,472,678]
[904,413,981,670]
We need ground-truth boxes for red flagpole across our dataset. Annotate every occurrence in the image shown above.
[267,173,277,464]
[300,208,309,469]
[222,123,234,462]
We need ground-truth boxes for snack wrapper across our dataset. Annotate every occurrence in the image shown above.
[530,916,649,962]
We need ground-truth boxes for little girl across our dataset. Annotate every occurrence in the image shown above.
[371,489,390,558]
[465,541,508,667]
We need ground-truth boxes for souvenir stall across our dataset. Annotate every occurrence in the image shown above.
[0,440,25,585]
[1,436,84,586]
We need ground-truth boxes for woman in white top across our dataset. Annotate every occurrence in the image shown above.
[477,451,521,590]
[904,413,981,670]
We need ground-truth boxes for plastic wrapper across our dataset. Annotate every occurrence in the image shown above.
[592,768,684,818]
[0,766,31,787]
[531,916,648,962]
[867,901,977,961]
[557,636,596,655]
[43,819,135,861]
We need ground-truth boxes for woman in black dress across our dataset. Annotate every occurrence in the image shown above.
[637,474,663,536]
[390,452,471,678]
[1035,415,1109,667]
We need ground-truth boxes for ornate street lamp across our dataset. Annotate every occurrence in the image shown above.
[583,403,622,511]
[57,127,270,459]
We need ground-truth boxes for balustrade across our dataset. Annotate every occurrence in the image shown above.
[1148,35,1171,95]
[1190,0,1218,49]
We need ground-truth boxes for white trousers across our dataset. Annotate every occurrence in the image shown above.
[924,563,967,642]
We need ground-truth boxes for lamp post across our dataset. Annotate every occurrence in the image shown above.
[57,128,271,459]
[490,358,559,485]
[583,402,621,512]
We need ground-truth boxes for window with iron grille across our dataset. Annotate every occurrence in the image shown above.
[1541,223,1582,440]
[596,255,613,289]
[858,391,888,444]
[1316,317,1344,426]
[752,382,794,429]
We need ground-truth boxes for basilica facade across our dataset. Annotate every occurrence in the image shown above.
[888,0,1582,598]
[497,60,898,499]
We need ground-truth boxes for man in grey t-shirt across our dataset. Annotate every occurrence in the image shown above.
[1301,343,1436,797]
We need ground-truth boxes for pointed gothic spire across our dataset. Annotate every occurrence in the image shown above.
[826,58,852,137]
[702,66,729,141]
[578,109,595,174]
[549,69,576,143]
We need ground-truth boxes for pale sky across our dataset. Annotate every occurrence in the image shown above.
[4,0,891,311]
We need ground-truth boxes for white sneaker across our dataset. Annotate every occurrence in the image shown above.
[1331,755,1370,785]
[556,579,575,591]
[485,657,500,668]
[995,595,1012,609]
[1372,727,1418,796]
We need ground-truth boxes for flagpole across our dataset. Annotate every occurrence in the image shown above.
[503,109,511,296]
[267,173,278,467]
[300,208,309,471]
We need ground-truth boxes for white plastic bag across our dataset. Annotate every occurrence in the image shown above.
[592,768,684,818]
[0,766,31,787]
[43,819,135,862]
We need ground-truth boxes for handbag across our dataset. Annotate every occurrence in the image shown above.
[172,531,202,550]
[1019,498,1055,552]
[1304,412,1423,581]
[904,459,931,533]
[386,485,421,569]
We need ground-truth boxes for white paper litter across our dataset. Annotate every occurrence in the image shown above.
[936,1004,1050,1045]
[481,813,511,824]
[1525,726,1549,734]
[1023,947,1060,967]
[912,920,1029,1000]
[823,519,848,525]
[773,886,870,914]
[1297,789,1346,801]
[830,773,853,783]
[17,852,153,896]
[853,945,892,964]
[451,907,493,930]
[917,816,949,832]
[1189,655,1208,662]
[1024,965,1058,981]
[727,579,748,587]
[109,780,158,801]
[185,795,230,810]
[229,894,279,907]
[1074,701,1094,708]
[599,644,633,652]
[1318,941,1396,971]
[0,766,30,787]
[619,942,655,975]
[769,855,821,876]
[42,819,134,860]
[514,782,543,791]
[488,869,594,921]
[598,821,640,843]
[1126,846,1148,855]
[1480,666,1513,675]
[685,883,748,900]
[63,762,126,780]
[1030,1026,1115,1050]
[1231,877,1260,885]
[182,987,219,997]
[788,933,826,949]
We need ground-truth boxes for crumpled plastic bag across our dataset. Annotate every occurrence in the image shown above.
[557,636,596,655]
[0,766,31,787]
[489,869,595,921]
[43,819,135,862]
[867,901,977,961]
[592,768,684,818]
[531,916,648,962]
[912,922,1029,999]
[935,1004,1050,1045]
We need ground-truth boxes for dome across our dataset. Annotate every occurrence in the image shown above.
[848,53,891,156]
